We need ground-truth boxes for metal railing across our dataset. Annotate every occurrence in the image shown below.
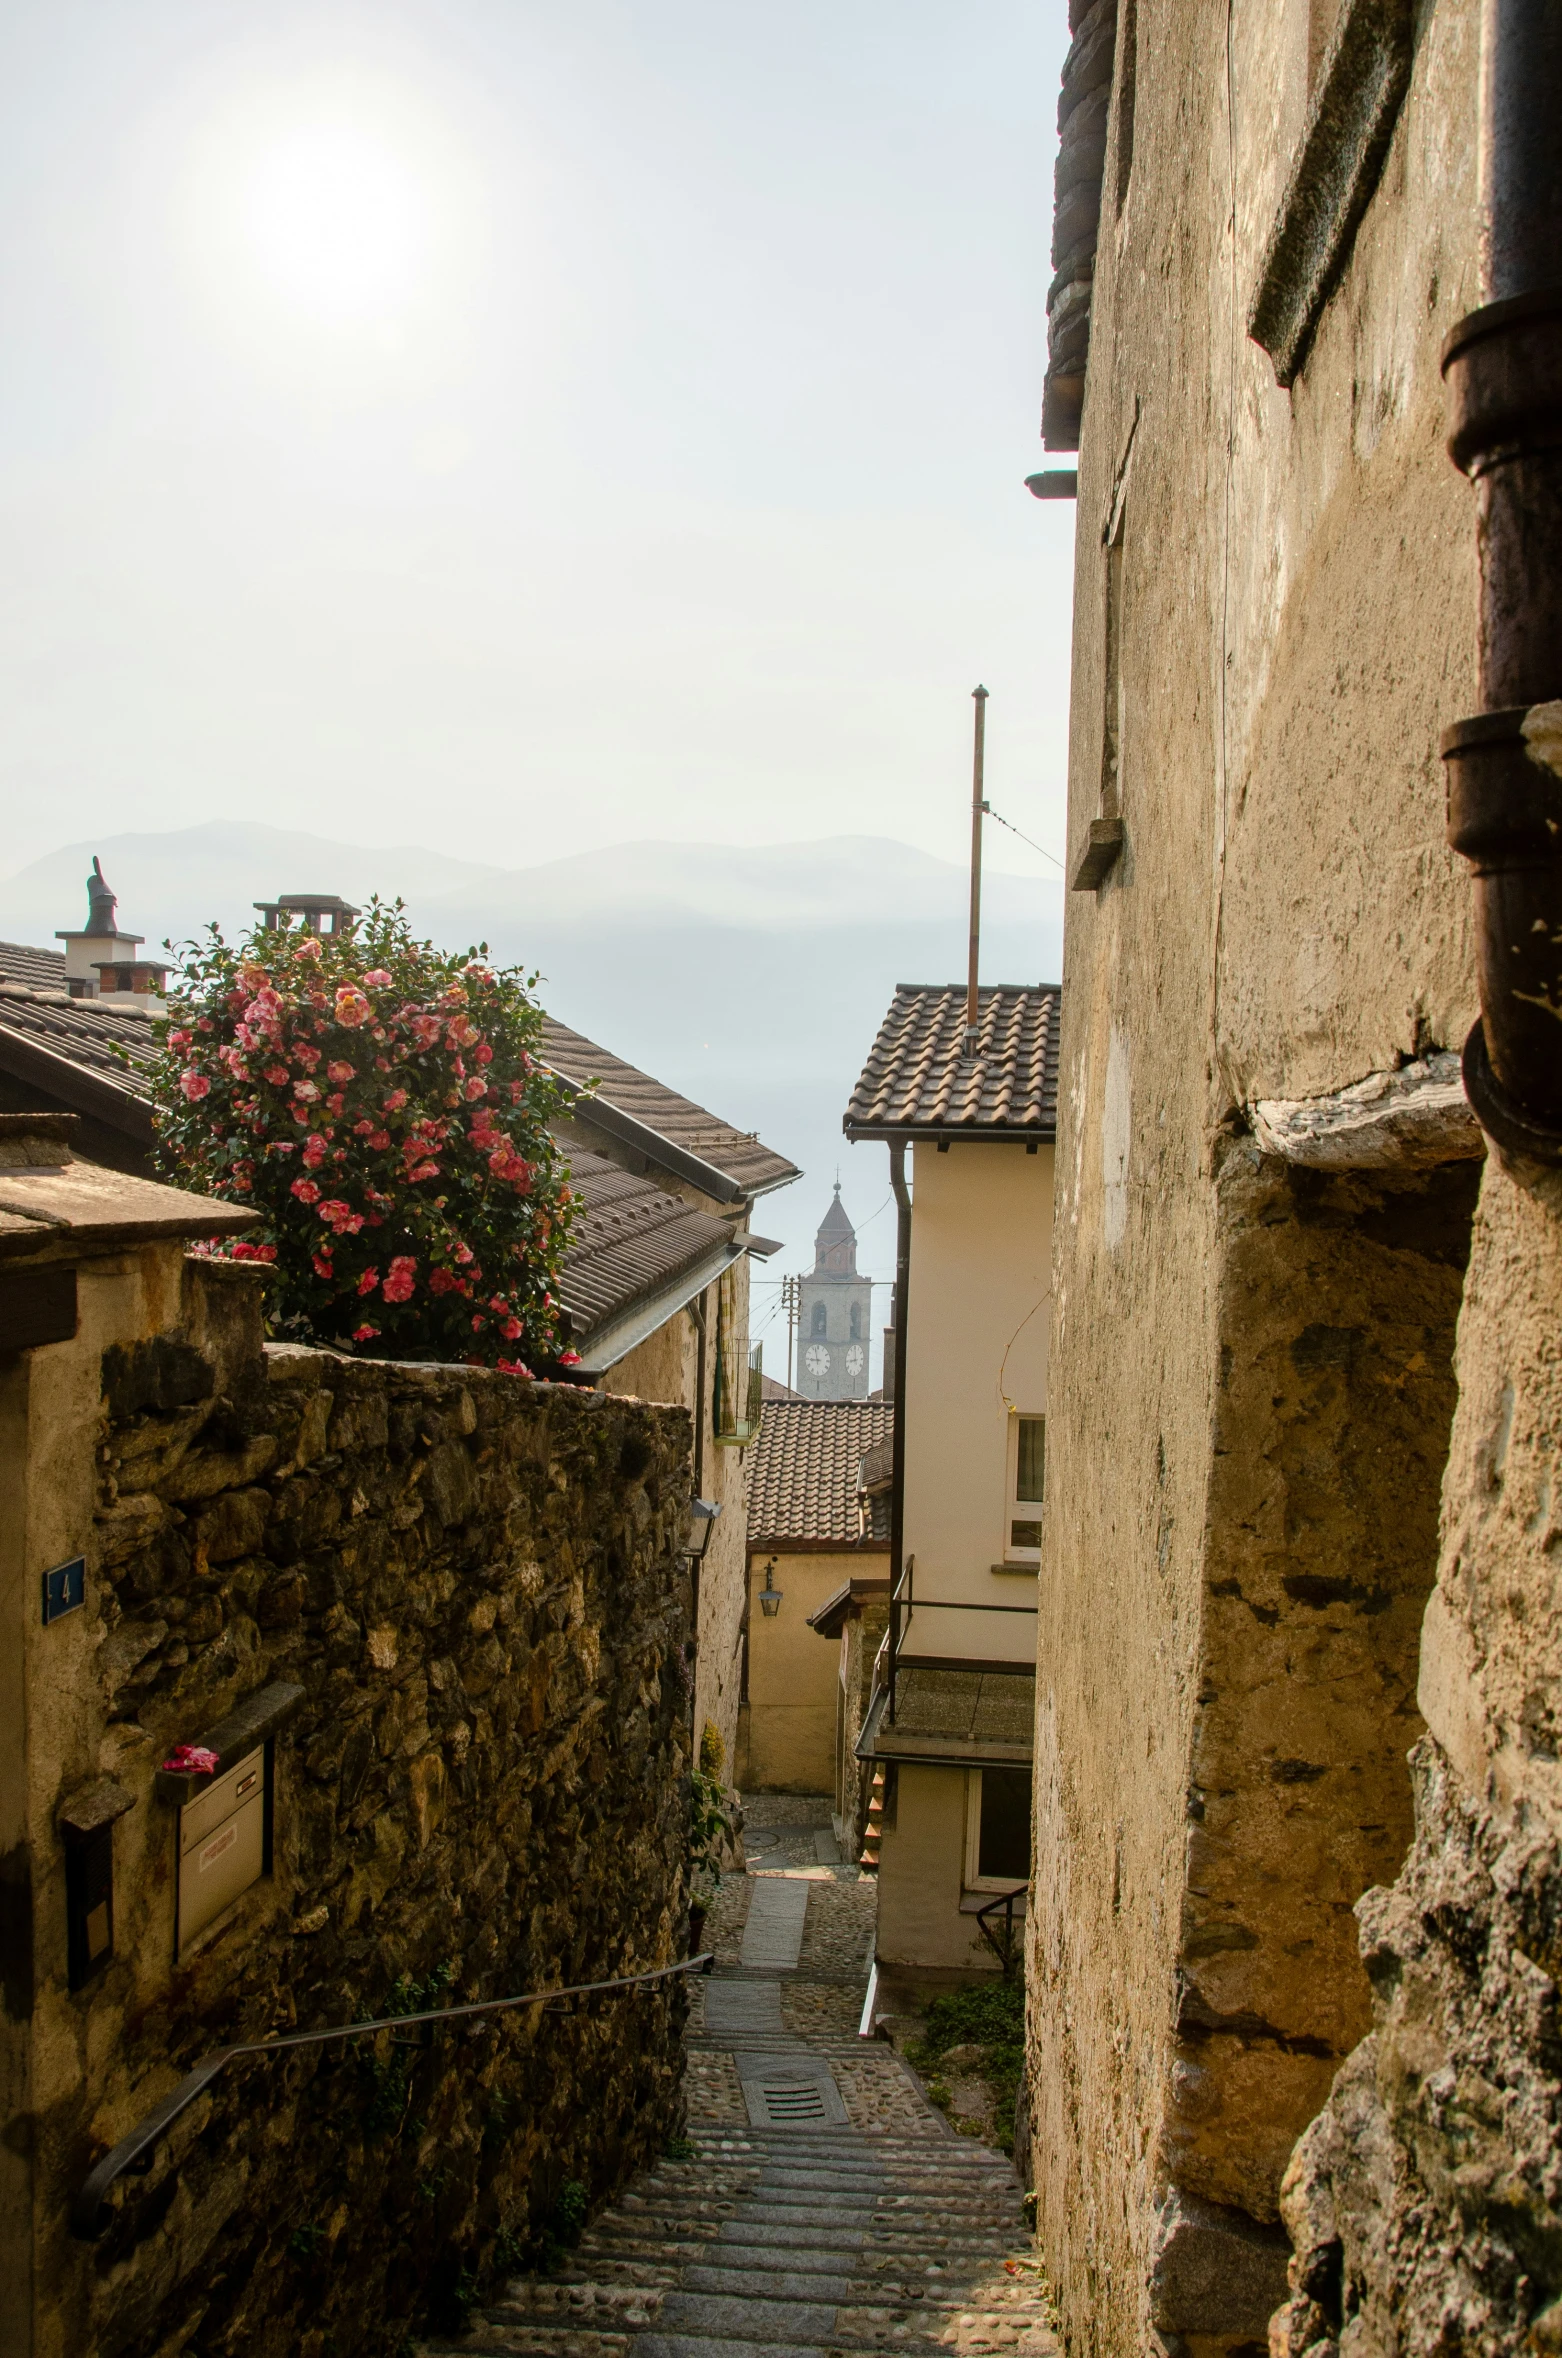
[885,1558,1039,1723]
[72,1950,715,2239]
[974,1886,1026,1979]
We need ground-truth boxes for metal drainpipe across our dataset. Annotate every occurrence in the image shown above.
[688,1288,709,1688]
[1440,0,1562,1163]
[887,1140,913,1723]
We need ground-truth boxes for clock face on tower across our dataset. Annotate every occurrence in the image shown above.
[845,1344,865,1377]
[805,1343,831,1377]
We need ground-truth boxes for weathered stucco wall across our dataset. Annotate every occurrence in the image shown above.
[741,1549,858,1794]
[1027,0,1486,2344]
[606,1277,750,1780]
[4,1245,696,2358]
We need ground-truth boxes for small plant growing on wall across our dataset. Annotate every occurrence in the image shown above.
[149,902,580,1371]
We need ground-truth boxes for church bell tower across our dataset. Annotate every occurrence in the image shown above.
[797,1186,873,1399]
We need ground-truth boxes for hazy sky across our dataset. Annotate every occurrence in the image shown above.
[0,0,1075,883]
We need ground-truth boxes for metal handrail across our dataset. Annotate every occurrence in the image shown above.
[974,1886,1026,1979]
[72,1950,715,2239]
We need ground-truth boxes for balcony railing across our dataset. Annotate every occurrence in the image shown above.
[883,1557,1039,1722]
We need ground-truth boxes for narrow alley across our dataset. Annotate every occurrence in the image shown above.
[428,1799,1059,2358]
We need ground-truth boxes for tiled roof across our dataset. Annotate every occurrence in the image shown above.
[0,945,771,1357]
[558,1147,736,1342]
[843,985,1060,1140]
[748,1398,895,1547]
[0,938,70,991]
[541,1017,799,1201]
[0,985,159,1102]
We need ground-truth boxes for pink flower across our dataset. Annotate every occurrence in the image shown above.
[160,1744,219,1775]
[464,1077,487,1100]
[312,1251,335,1279]
[408,1161,440,1184]
[496,1357,533,1377]
[455,1242,475,1266]
[369,1129,390,1150]
[360,968,392,987]
[559,1350,583,1367]
[474,1042,493,1066]
[429,1269,462,1295]
[168,1027,192,1050]
[291,1178,322,1204]
[179,1068,212,1101]
[230,1239,278,1263]
[246,989,281,1021]
[237,965,269,992]
[318,1200,365,1235]
[409,1014,442,1050]
[382,1256,417,1304]
[352,1324,379,1342]
[357,1268,380,1296]
[326,1092,345,1116]
[301,1136,328,1169]
[328,1060,355,1084]
[294,935,322,962]
[382,1089,408,1113]
[264,1063,290,1086]
[293,1044,321,1071]
[500,1317,523,1341]
[293,1079,320,1102]
[334,987,371,1029]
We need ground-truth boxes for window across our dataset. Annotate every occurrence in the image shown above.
[849,1301,862,1341]
[965,1767,1032,1890]
[1005,1414,1045,1563]
[811,1300,827,1338]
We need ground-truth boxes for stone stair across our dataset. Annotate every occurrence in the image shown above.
[424,2128,1059,2358]
[419,1818,1059,2358]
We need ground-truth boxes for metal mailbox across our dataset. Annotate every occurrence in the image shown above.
[177,1747,266,1954]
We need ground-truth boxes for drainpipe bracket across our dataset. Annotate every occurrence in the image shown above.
[1463,1019,1562,1168]
[1442,284,1562,478]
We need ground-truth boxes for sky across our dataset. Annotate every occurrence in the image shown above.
[0,0,1076,883]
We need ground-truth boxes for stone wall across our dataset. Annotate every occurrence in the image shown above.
[1273,1164,1562,2355]
[15,1249,696,2358]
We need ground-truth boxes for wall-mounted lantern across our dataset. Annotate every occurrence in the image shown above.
[758,1561,784,1618]
[685,1498,722,1562]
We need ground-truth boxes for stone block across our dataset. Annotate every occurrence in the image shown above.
[1148,2187,1292,2339]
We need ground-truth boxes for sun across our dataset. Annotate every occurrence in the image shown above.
[235,113,435,321]
[178,71,483,355]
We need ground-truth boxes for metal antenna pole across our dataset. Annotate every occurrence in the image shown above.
[965,686,989,1057]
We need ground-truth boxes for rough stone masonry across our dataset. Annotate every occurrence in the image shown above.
[6,1235,698,2358]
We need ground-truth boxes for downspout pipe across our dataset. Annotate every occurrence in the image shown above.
[887,1141,912,1723]
[1441,0,1562,1163]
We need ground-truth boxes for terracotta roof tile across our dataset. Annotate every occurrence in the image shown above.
[748,1397,895,1547]
[842,984,1061,1139]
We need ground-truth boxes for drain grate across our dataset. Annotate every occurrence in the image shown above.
[755,2079,828,2122]
[736,2054,849,2128]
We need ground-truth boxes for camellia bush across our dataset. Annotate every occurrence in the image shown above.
[150,902,580,1372]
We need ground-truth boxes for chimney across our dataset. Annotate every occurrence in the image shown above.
[55,858,168,1009]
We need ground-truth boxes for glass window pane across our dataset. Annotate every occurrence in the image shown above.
[1016,1417,1046,1505]
[1010,1520,1044,1551]
[977,1767,1032,1881]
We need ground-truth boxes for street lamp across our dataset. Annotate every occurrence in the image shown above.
[757,1561,784,1618]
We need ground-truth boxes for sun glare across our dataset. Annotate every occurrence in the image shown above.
[237,116,433,320]
[178,71,484,362]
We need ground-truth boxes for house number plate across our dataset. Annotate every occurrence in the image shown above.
[42,1558,85,1624]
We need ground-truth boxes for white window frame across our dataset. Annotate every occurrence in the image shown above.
[963,1767,1031,1894]
[1001,1411,1046,1567]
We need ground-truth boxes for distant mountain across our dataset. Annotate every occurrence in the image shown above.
[0,822,1063,1349]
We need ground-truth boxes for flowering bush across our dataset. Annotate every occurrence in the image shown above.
[151,902,581,1372]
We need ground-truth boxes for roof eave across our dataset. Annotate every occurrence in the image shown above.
[0,1024,156,1143]
[547,1075,749,1206]
[841,1121,1056,1147]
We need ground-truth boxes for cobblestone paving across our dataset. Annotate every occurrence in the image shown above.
[430,1797,1060,2357]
